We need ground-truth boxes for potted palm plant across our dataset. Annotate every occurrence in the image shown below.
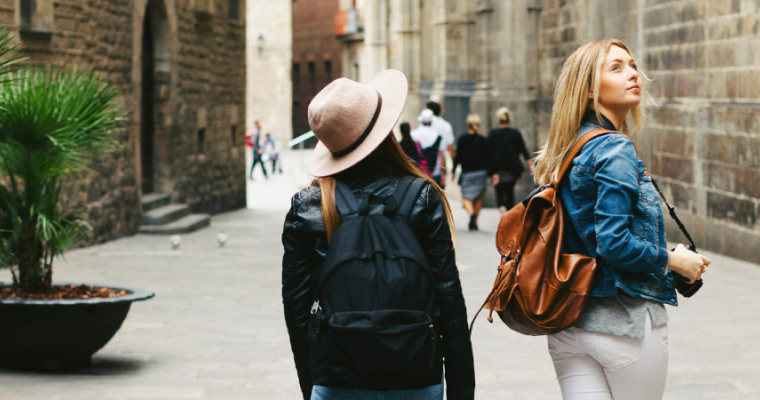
[0,29,153,368]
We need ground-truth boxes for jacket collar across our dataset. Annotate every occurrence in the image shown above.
[582,110,617,131]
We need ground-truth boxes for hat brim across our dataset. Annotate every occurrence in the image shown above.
[309,70,408,177]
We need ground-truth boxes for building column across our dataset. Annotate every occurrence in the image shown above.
[390,0,422,123]
[429,0,476,100]
[470,0,495,131]
[363,0,388,80]
[427,0,476,138]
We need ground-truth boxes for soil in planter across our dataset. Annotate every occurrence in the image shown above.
[0,284,131,300]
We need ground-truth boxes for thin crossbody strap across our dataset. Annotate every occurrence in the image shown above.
[649,177,697,251]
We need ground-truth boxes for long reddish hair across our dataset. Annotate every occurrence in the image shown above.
[318,134,455,244]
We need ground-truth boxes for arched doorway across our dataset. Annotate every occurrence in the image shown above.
[140,0,172,194]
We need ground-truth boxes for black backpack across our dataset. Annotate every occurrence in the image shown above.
[308,176,443,390]
[420,135,442,175]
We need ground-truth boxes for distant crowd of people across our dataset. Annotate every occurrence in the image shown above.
[251,101,533,229]
[399,101,532,231]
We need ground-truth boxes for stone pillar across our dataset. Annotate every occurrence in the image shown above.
[470,0,494,131]
[390,0,422,123]
[363,0,388,80]
[429,0,476,102]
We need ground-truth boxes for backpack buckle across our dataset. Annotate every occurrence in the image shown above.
[383,197,398,216]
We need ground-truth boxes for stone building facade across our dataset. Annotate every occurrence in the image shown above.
[337,0,478,136]
[2,0,247,243]
[344,0,760,263]
[292,0,341,139]
[247,0,291,147]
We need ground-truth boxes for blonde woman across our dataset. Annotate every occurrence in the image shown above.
[533,40,710,399]
[453,114,489,230]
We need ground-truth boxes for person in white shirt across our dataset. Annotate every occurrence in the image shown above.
[426,101,455,187]
[411,109,446,187]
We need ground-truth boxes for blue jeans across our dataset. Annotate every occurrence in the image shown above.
[311,383,444,400]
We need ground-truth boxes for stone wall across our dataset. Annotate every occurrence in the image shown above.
[0,0,246,245]
[484,0,760,263]
[171,0,247,215]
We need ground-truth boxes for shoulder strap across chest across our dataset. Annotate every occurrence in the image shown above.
[334,176,426,221]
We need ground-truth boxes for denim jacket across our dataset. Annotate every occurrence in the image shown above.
[558,113,677,305]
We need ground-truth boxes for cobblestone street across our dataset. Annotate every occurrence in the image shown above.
[1,151,759,399]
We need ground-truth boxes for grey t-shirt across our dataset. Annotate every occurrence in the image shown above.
[575,292,668,339]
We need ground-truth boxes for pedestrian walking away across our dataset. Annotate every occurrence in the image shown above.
[426,100,456,187]
[452,114,489,231]
[487,107,532,213]
[263,132,283,174]
[281,70,475,400]
[249,120,268,180]
[531,39,712,400]
[398,121,431,177]
[411,109,446,187]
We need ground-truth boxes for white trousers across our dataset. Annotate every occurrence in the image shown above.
[547,313,669,400]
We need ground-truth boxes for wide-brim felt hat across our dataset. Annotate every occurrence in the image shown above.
[309,69,408,177]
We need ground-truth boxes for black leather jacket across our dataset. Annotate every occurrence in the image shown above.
[281,172,475,400]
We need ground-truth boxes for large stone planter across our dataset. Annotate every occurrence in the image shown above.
[0,283,154,369]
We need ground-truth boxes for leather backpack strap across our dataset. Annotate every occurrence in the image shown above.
[554,128,617,185]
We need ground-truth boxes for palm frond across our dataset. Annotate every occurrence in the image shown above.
[0,28,26,81]
[0,66,125,182]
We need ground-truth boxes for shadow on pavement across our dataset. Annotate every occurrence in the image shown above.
[0,355,148,376]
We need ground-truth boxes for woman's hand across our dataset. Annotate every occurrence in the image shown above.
[492,173,500,185]
[668,244,711,283]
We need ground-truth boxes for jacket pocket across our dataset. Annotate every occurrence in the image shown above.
[637,161,659,207]
[327,309,441,377]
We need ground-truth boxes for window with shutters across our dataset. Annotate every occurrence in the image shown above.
[228,0,240,22]
[292,63,301,104]
[308,62,316,96]
[324,61,332,84]
[18,0,54,34]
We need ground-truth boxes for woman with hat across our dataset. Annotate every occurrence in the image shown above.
[281,70,475,400]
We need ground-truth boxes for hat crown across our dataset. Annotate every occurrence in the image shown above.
[418,108,433,123]
[308,78,379,154]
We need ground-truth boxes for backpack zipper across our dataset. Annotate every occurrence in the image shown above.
[428,324,437,370]
[311,300,322,336]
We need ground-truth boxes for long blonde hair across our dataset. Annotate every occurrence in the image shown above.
[317,134,456,244]
[533,39,650,185]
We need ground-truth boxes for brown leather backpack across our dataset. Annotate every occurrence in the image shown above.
[471,129,612,336]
